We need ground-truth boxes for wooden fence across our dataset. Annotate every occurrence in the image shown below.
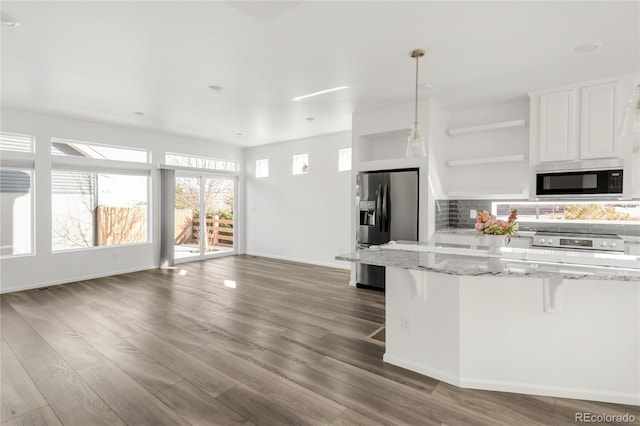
[96,206,147,246]
[193,218,234,248]
[175,208,193,244]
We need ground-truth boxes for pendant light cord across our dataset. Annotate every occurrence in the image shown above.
[414,54,419,126]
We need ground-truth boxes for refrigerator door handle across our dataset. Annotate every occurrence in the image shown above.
[382,183,388,232]
[376,184,382,232]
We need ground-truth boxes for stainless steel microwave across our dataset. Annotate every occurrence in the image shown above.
[536,168,623,198]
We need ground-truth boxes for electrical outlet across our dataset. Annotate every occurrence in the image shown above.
[401,315,410,331]
[470,209,477,219]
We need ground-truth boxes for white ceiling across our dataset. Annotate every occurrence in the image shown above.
[1,1,638,147]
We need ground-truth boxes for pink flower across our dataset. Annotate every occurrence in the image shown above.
[475,209,518,236]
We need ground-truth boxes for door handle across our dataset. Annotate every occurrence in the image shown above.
[376,184,382,232]
[382,184,388,232]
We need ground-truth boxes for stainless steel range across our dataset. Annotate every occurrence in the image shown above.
[532,231,625,253]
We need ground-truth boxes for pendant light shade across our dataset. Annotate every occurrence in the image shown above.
[406,49,427,158]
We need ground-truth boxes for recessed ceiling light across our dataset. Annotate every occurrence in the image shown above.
[305,117,315,122]
[235,132,244,136]
[292,86,349,101]
[1,12,20,27]
[133,111,145,116]
[208,85,224,93]
[574,42,603,53]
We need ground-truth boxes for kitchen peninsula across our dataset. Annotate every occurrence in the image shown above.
[336,242,640,406]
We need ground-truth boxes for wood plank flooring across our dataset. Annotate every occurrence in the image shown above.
[1,254,639,425]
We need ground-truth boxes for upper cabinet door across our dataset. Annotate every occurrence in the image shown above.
[580,81,620,159]
[538,90,577,162]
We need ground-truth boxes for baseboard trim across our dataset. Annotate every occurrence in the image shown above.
[383,354,462,387]
[0,264,157,294]
[383,354,639,406]
[458,376,640,406]
[244,251,350,270]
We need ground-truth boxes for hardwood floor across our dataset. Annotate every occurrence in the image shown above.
[1,255,639,425]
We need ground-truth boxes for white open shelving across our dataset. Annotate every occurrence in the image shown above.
[447,119,527,136]
[446,189,528,199]
[447,154,526,167]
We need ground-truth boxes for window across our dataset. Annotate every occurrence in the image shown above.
[52,171,149,250]
[0,132,34,153]
[166,153,239,172]
[493,201,640,223]
[338,148,352,171]
[255,159,269,178]
[0,167,33,256]
[292,154,309,175]
[52,138,149,163]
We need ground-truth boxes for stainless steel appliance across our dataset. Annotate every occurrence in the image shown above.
[532,231,625,253]
[356,169,419,290]
[535,167,623,198]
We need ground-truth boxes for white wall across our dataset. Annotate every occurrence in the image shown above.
[0,108,243,293]
[244,132,351,268]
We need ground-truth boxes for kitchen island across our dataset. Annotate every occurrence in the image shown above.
[336,242,640,406]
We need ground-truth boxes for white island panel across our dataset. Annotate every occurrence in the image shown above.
[458,276,639,405]
[383,267,640,405]
[385,268,461,385]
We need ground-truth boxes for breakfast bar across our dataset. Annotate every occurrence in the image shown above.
[336,242,640,406]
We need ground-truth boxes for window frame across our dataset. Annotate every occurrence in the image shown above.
[50,167,151,252]
[338,148,352,172]
[51,137,150,163]
[292,154,309,175]
[50,137,153,253]
[0,132,35,154]
[0,132,36,258]
[166,152,240,173]
[0,162,35,258]
[255,159,269,178]
[492,200,640,225]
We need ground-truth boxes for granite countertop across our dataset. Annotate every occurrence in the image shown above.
[336,241,640,281]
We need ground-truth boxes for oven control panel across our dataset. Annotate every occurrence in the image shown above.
[532,232,625,253]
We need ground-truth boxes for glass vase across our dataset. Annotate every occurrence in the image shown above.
[485,235,508,255]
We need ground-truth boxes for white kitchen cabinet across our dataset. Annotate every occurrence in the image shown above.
[531,77,623,163]
[537,89,577,162]
[580,81,620,159]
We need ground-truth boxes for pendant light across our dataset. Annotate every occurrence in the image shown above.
[406,49,427,157]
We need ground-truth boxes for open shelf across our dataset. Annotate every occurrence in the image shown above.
[447,154,526,167]
[446,189,527,199]
[448,119,527,136]
[358,157,423,172]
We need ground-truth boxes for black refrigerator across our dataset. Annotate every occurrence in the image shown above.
[356,169,419,291]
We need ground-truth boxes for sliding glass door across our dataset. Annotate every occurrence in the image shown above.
[174,172,236,262]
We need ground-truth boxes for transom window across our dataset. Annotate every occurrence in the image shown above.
[0,132,34,153]
[166,153,239,172]
[52,138,149,163]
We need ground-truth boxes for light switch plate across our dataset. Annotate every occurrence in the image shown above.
[470,209,477,219]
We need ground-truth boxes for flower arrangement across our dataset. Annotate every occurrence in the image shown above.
[475,209,518,235]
